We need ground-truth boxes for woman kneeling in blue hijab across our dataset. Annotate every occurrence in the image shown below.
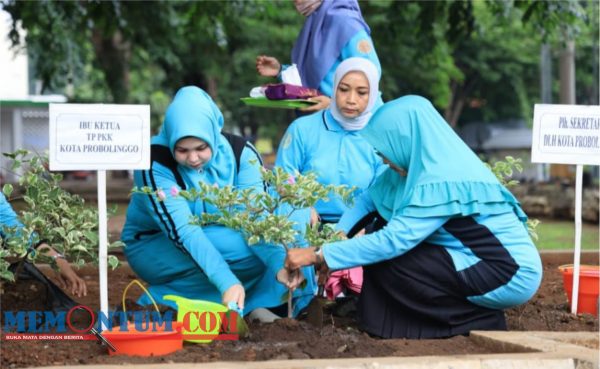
[122,86,315,319]
[284,96,542,338]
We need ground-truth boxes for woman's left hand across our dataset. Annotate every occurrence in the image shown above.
[285,247,317,270]
[276,268,305,290]
[300,95,330,112]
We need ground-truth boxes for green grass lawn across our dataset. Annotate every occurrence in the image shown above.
[535,218,599,250]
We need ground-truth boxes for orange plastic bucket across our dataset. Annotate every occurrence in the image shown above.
[558,264,600,317]
[102,280,183,356]
[102,321,183,357]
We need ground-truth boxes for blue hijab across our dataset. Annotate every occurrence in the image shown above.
[360,95,527,222]
[152,86,236,186]
[291,0,370,91]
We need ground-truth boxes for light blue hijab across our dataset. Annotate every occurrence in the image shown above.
[152,86,236,186]
[360,95,527,222]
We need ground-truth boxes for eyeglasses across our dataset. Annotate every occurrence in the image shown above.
[374,149,384,159]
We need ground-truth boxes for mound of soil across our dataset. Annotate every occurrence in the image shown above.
[1,252,597,368]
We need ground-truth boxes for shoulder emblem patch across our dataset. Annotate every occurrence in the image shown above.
[357,39,372,54]
[282,133,292,149]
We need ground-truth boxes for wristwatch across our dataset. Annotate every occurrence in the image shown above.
[314,248,324,267]
[52,253,66,261]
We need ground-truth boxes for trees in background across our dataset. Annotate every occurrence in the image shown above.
[364,0,598,127]
[2,0,597,140]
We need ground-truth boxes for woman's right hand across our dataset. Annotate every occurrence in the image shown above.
[256,55,281,77]
[56,258,88,297]
[222,284,245,311]
[285,247,318,270]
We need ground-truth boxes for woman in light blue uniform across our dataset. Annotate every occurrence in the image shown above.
[285,95,543,338]
[275,57,384,224]
[122,86,315,316]
[256,0,382,112]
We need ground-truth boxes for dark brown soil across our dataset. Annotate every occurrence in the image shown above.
[1,252,597,368]
[506,253,599,332]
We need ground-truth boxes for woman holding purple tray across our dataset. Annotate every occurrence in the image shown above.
[256,0,382,112]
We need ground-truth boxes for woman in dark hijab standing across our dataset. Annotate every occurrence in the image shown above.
[256,0,382,112]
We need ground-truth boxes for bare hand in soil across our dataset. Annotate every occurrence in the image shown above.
[300,95,330,112]
[55,258,87,297]
[256,55,281,77]
[285,247,317,270]
[276,268,305,290]
[222,284,245,310]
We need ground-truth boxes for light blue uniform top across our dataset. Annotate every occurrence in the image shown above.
[318,30,381,97]
[321,96,543,311]
[326,191,542,310]
[0,193,23,232]
[275,109,384,223]
[0,193,36,249]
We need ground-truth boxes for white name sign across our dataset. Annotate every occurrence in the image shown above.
[531,104,600,165]
[49,104,150,170]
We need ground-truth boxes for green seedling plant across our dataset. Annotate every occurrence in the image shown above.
[1,150,123,282]
[485,155,540,240]
[135,166,355,318]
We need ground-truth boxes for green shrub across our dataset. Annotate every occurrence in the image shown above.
[1,150,123,281]
[485,155,539,240]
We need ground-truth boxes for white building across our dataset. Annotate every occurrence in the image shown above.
[0,10,66,182]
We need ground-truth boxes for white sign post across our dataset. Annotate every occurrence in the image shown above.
[49,104,150,325]
[532,103,600,315]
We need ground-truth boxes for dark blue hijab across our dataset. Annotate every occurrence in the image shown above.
[291,0,370,91]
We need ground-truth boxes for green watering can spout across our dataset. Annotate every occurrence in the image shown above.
[163,294,188,306]
[161,294,249,341]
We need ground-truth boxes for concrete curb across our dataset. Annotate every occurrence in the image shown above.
[25,356,578,369]
[471,331,599,369]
